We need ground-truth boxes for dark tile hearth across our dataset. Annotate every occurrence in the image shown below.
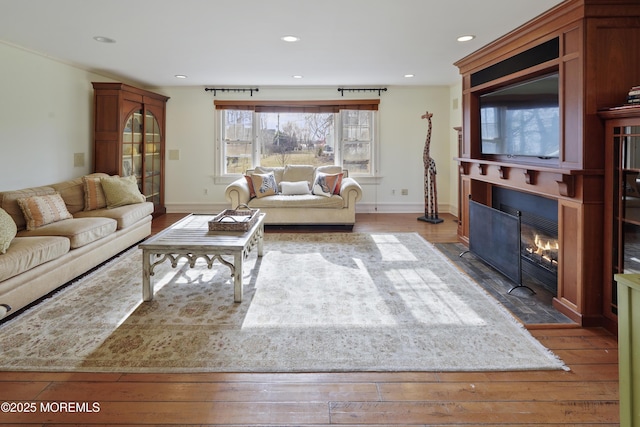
[435,242,574,325]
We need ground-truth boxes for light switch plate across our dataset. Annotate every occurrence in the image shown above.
[74,152,85,167]
[168,149,180,160]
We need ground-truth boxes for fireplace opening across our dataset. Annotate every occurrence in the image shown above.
[500,200,558,294]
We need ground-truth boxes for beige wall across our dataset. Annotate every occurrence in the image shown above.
[0,42,463,215]
[0,42,113,190]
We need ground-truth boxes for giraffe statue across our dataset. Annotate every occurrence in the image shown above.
[418,111,443,224]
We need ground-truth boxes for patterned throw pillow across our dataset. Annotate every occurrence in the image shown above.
[17,193,73,230]
[0,207,17,254]
[312,172,343,197]
[83,175,107,211]
[100,175,146,208]
[250,173,278,198]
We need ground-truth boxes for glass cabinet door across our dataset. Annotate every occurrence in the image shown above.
[143,110,162,206]
[612,124,640,314]
[122,110,143,182]
[122,108,162,207]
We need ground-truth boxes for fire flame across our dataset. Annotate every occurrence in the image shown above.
[534,234,559,252]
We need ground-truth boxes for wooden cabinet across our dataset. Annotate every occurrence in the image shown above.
[92,83,169,215]
[453,0,640,330]
[601,105,640,330]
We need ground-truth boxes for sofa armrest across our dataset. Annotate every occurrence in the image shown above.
[338,177,362,208]
[225,177,252,207]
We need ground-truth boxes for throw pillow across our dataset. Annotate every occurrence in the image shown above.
[100,175,146,208]
[312,172,343,197]
[17,193,73,231]
[250,173,278,198]
[0,207,17,254]
[83,175,107,211]
[244,175,257,199]
[281,181,311,195]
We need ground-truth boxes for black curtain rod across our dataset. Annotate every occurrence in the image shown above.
[205,88,259,96]
[337,87,387,97]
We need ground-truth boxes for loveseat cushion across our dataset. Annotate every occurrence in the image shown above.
[17,217,117,249]
[74,202,154,230]
[248,194,345,209]
[0,236,70,282]
[253,166,284,184]
[282,164,315,185]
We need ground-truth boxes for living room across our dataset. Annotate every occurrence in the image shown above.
[0,0,635,425]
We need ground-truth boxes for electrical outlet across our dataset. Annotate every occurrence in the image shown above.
[203,188,208,195]
[401,189,408,195]
[391,189,396,195]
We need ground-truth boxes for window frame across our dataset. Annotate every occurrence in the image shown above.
[214,99,379,182]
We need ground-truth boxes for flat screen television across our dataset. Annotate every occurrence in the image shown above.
[480,72,559,158]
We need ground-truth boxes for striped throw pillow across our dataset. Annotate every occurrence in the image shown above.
[17,193,73,230]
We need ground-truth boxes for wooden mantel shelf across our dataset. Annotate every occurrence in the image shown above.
[454,158,604,199]
[454,157,603,176]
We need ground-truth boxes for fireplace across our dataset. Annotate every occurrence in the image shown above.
[503,205,559,293]
[494,188,559,294]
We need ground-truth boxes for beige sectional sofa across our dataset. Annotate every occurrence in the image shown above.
[225,165,362,226]
[0,173,153,320]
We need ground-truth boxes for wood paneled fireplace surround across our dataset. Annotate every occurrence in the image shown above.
[454,0,640,332]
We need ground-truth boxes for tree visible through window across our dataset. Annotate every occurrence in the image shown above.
[216,99,378,176]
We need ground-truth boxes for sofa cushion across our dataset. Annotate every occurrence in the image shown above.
[50,173,110,214]
[100,175,146,208]
[0,236,70,282]
[17,193,73,230]
[282,165,315,185]
[250,173,278,198]
[0,208,17,254]
[17,217,117,249]
[0,186,56,231]
[74,202,153,230]
[253,166,284,184]
[248,194,345,209]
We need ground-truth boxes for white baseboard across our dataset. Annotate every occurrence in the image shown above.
[356,202,454,215]
[166,203,229,214]
[166,202,455,216]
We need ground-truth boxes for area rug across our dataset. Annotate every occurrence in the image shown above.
[0,232,567,372]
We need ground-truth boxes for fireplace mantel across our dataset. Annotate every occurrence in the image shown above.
[455,158,604,200]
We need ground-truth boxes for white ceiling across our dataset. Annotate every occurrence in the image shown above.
[0,0,564,88]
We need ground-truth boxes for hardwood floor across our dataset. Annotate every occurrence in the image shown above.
[0,213,619,426]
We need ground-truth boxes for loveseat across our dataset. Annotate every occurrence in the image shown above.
[225,165,362,226]
[0,173,154,320]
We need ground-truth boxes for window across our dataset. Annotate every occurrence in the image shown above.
[216,100,378,177]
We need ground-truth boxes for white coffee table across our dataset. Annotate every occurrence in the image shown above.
[139,213,265,303]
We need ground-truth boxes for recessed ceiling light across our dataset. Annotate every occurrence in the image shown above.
[292,75,304,79]
[404,74,415,78]
[174,75,188,79]
[457,35,475,42]
[93,36,116,43]
[281,35,300,42]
